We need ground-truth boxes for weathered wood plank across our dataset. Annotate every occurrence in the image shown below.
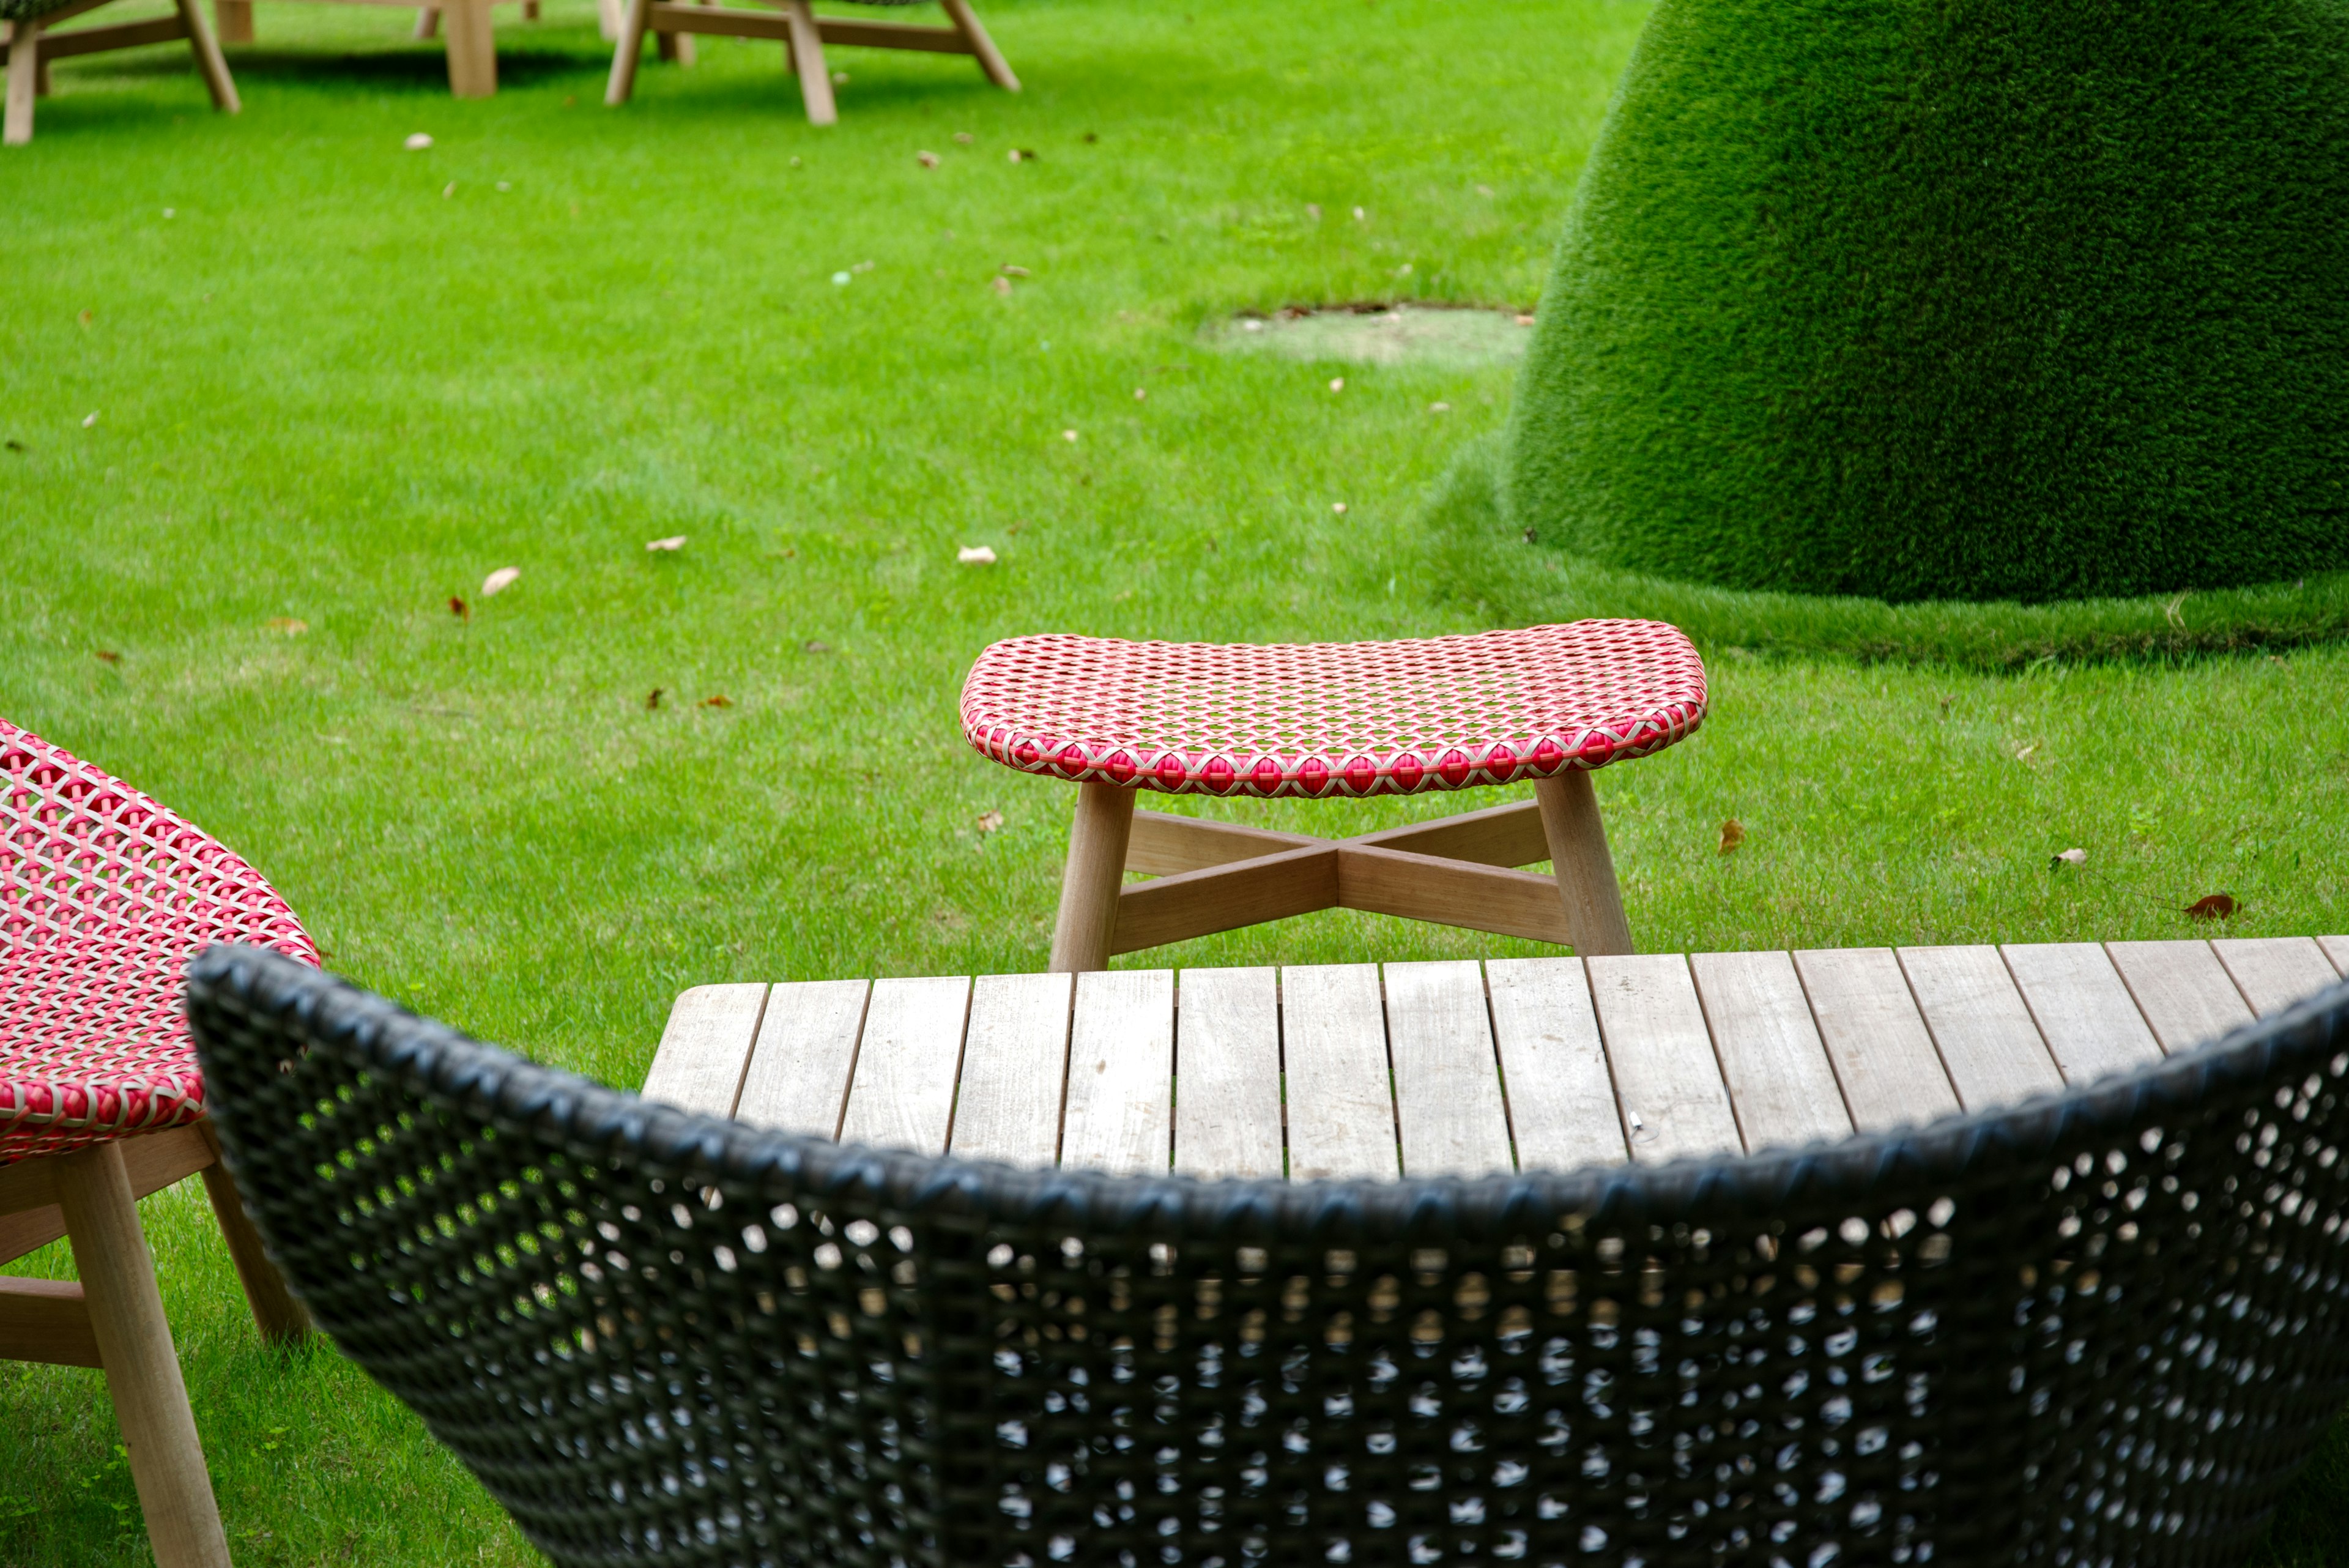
[1171,967,1284,1180]
[1282,964,1399,1179]
[2002,943,2162,1083]
[1337,844,1573,945]
[836,976,971,1156]
[2214,937,2345,1017]
[0,1277,100,1368]
[1382,961,1515,1176]
[1689,950,1852,1153]
[1350,798,1548,868]
[735,979,869,1137]
[1059,970,1174,1175]
[643,983,768,1118]
[1126,812,1311,876]
[1486,957,1625,1170]
[2320,935,2349,976]
[1791,948,1959,1132]
[2104,940,2254,1055]
[1897,946,2063,1111]
[1585,954,1740,1162]
[1111,843,1338,953]
[949,972,1072,1167]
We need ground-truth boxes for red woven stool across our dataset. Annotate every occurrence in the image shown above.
[960,620,1708,970]
[2,720,314,1568]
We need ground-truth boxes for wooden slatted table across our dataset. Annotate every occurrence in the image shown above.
[646,935,2349,1178]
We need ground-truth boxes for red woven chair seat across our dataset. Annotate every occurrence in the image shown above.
[1,721,316,1165]
[961,620,1708,798]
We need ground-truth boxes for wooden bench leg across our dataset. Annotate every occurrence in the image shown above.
[604,0,652,103]
[213,0,250,45]
[595,0,623,42]
[4,19,40,146]
[195,1123,308,1343]
[940,0,1016,91]
[1049,781,1135,973]
[783,0,833,125]
[442,0,494,96]
[54,1142,231,1568]
[1535,771,1634,957]
[414,7,440,39]
[175,0,240,113]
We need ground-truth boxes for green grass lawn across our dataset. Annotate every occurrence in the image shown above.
[2,0,2347,1559]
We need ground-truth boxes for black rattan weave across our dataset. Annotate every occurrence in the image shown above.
[188,944,2349,1568]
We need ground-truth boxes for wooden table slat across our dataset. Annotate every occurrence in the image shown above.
[949,972,1073,1167]
[836,976,971,1156]
[1586,954,1742,1162]
[1171,967,1285,1180]
[643,983,768,1118]
[736,978,869,1136]
[2215,937,2345,1017]
[1690,950,1852,1153]
[1790,948,1959,1132]
[1486,957,1626,1170]
[1281,964,1400,1180]
[1060,970,1174,1174]
[2001,942,2162,1083]
[1898,945,2064,1110]
[2104,940,2254,1055]
[1382,960,1515,1176]
[2321,935,2349,976]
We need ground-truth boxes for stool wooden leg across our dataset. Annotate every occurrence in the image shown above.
[5,19,40,146]
[195,1123,308,1343]
[175,0,240,114]
[213,0,251,45]
[1049,781,1135,973]
[442,0,495,97]
[1534,771,1633,957]
[54,1142,231,1568]
[940,0,1017,91]
[783,0,834,125]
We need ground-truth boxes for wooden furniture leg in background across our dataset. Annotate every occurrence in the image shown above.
[195,1122,308,1342]
[1049,781,1136,973]
[440,0,493,95]
[212,0,250,43]
[414,7,439,38]
[174,0,240,112]
[54,1142,232,1568]
[596,0,623,42]
[782,0,831,124]
[940,0,1014,90]
[604,0,652,102]
[1535,770,1633,957]
[4,18,40,145]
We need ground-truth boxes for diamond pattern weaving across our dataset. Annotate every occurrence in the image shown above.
[960,621,1708,798]
[193,944,2349,1568]
[1,721,315,1163]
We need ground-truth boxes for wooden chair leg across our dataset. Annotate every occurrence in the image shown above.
[940,0,1017,91]
[213,0,251,45]
[604,0,653,104]
[174,0,240,113]
[54,1142,231,1568]
[34,53,50,95]
[1534,771,1634,957]
[195,1123,308,1343]
[1048,781,1136,973]
[414,7,440,39]
[4,19,39,146]
[656,27,692,66]
[783,0,833,125]
[441,0,494,96]
[595,0,623,43]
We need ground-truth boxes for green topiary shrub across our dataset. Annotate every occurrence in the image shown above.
[1504,0,2349,605]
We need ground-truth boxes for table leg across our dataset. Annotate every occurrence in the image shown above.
[213,0,251,45]
[442,0,494,97]
[1049,781,1135,973]
[4,19,40,145]
[1535,770,1634,957]
[176,0,240,113]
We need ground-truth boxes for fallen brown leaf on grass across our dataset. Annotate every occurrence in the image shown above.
[953,132,973,145]
[94,650,120,664]
[803,640,831,654]
[2050,847,2087,869]
[449,595,469,620]
[700,694,733,708]
[1134,387,1148,401]
[1718,818,1745,855]
[2013,743,2038,762]
[78,310,93,327]
[1000,264,1030,278]
[976,809,1004,833]
[645,688,664,710]
[645,535,686,552]
[482,566,520,596]
[267,617,308,636]
[916,150,940,169]
[992,276,1014,296]
[2184,893,2240,921]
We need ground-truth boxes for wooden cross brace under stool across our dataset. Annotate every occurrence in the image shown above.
[959,621,1711,973]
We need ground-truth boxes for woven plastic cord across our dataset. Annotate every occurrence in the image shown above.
[1,721,314,1163]
[193,944,2349,1568]
[960,622,1707,798]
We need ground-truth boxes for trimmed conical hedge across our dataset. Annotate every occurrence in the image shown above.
[1504,0,2349,605]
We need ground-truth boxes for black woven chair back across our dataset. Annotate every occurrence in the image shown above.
[188,945,2349,1568]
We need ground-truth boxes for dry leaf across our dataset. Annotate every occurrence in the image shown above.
[2050,847,2087,869]
[1009,147,1037,163]
[2013,743,2038,762]
[976,809,1004,833]
[81,412,98,428]
[449,595,469,620]
[1328,377,1345,393]
[2184,893,2240,921]
[1718,818,1745,855]
[645,688,664,710]
[481,567,520,596]
[916,150,940,168]
[957,545,998,565]
[1429,401,1452,414]
[1083,131,1098,143]
[404,132,434,150]
[94,650,121,664]
[700,693,733,708]
[1134,387,1148,401]
[645,535,686,552]
[1000,264,1030,278]
[1305,203,1322,221]
[803,640,831,654]
[1351,206,1365,220]
[77,309,92,326]
[442,182,457,199]
[992,276,1012,296]
[953,132,973,145]
[2164,592,2189,630]
[1515,314,1535,326]
[4,439,23,452]
[1061,429,1078,442]
[1475,184,1494,198]
[267,617,308,636]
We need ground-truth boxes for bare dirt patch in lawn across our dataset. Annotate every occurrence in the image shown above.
[1210,303,1535,368]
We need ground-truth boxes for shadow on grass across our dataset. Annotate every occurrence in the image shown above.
[1424,433,2349,671]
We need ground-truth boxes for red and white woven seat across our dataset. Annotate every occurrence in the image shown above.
[1,720,317,1165]
[960,619,1709,798]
